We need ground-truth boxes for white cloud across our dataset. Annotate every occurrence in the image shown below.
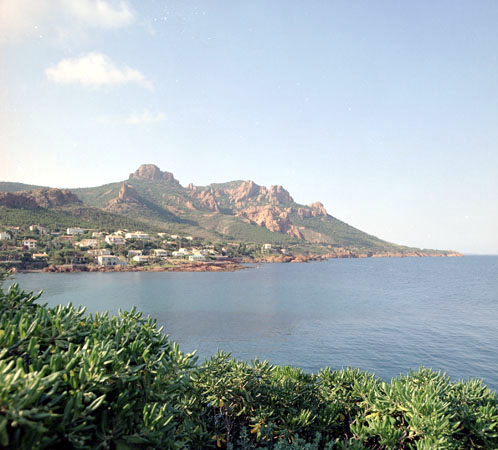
[45,52,152,89]
[125,110,166,125]
[0,0,135,43]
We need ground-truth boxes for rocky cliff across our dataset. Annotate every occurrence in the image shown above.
[105,183,141,212]
[1,164,462,256]
[129,164,180,185]
[0,188,81,209]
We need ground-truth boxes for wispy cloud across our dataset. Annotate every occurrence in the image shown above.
[0,0,135,44]
[45,52,152,89]
[125,110,166,125]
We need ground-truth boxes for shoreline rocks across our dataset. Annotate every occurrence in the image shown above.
[18,251,463,274]
[244,250,463,264]
[24,261,245,274]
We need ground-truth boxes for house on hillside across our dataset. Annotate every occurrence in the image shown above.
[0,232,11,240]
[127,250,143,258]
[172,248,192,258]
[67,227,84,235]
[125,232,150,240]
[29,225,48,234]
[76,239,98,249]
[97,255,120,266]
[105,235,125,245]
[32,253,48,260]
[132,255,149,263]
[153,249,168,257]
[22,239,37,249]
[59,235,74,242]
[88,249,111,257]
[188,254,206,262]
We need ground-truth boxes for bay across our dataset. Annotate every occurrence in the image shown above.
[12,255,498,391]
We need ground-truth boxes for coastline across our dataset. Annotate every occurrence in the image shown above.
[244,250,463,264]
[19,261,245,274]
[13,250,463,274]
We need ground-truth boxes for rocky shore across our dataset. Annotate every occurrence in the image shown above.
[19,261,245,274]
[244,250,463,264]
[15,250,463,274]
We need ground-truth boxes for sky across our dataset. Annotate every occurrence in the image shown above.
[1,0,497,254]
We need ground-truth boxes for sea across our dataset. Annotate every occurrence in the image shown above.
[12,255,498,391]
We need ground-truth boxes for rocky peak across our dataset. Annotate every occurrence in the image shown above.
[268,185,293,204]
[308,201,328,217]
[237,204,303,239]
[106,183,141,212]
[129,164,179,184]
[118,184,139,203]
[191,187,220,212]
[230,180,262,204]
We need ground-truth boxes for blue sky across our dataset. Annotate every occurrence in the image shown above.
[1,1,497,254]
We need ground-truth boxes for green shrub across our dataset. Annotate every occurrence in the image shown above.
[1,276,497,449]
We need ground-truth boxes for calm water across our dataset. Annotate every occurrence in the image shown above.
[12,256,498,390]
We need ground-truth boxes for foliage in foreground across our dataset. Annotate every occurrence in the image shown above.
[0,276,497,449]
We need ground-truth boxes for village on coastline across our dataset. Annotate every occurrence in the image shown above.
[0,224,287,272]
[0,219,463,274]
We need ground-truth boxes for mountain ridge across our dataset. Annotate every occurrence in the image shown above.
[0,164,461,255]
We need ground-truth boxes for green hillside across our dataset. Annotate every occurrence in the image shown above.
[0,165,460,254]
[0,182,46,192]
[0,205,160,232]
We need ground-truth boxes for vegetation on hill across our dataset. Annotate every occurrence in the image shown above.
[0,182,46,193]
[1,274,495,449]
[0,206,159,233]
[0,165,461,255]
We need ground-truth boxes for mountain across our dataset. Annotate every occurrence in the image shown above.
[0,165,459,255]
[0,188,81,209]
[0,187,158,232]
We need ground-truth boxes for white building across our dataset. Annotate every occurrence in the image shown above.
[67,227,84,235]
[32,253,48,260]
[132,255,150,263]
[153,249,168,257]
[128,250,143,258]
[105,235,126,245]
[23,239,37,249]
[92,232,104,238]
[0,232,11,240]
[29,225,47,234]
[263,243,272,250]
[97,255,120,266]
[88,249,111,257]
[125,232,150,240]
[188,254,206,261]
[76,239,98,248]
[172,248,192,257]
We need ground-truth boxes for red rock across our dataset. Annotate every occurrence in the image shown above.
[129,164,180,184]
